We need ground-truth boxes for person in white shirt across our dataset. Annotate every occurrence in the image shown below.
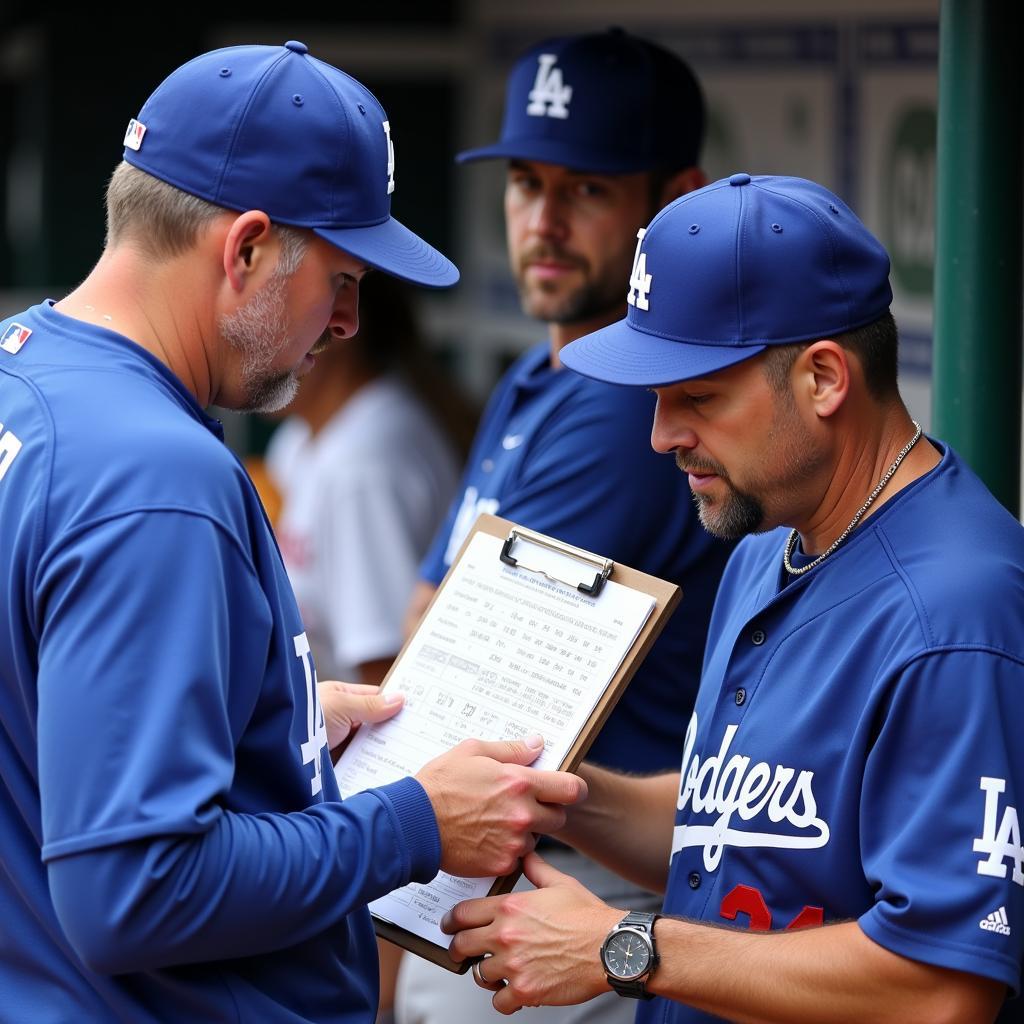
[267,272,472,685]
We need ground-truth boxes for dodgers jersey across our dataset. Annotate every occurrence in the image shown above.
[421,341,734,773]
[0,303,441,1022]
[641,443,1024,1024]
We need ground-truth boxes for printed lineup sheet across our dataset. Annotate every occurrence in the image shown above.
[333,530,656,950]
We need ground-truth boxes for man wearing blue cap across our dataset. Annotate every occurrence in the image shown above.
[397,27,735,1024]
[443,174,1023,1023]
[0,42,589,1023]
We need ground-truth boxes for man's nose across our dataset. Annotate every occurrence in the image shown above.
[651,398,699,455]
[528,192,569,241]
[328,284,359,340]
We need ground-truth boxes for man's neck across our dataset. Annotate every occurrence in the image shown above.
[547,306,625,369]
[797,410,941,556]
[54,244,215,406]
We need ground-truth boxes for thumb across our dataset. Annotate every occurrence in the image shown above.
[355,691,405,724]
[521,850,571,889]
[472,733,545,766]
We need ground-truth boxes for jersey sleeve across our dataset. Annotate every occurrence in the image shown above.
[35,509,440,970]
[858,649,1024,993]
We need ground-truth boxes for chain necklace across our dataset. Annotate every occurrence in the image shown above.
[783,421,923,577]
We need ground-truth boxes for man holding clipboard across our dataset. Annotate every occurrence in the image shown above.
[444,178,1023,1022]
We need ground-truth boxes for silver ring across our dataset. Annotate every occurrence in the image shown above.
[472,957,490,986]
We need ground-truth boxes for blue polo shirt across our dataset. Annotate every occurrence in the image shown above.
[421,341,734,773]
[0,302,440,1022]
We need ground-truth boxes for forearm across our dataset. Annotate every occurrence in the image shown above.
[48,779,440,974]
[557,764,677,894]
[649,918,1005,1024]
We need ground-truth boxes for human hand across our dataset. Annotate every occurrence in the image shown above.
[317,680,404,754]
[442,852,621,1013]
[415,737,587,877]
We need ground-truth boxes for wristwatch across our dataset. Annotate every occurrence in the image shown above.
[600,910,660,999]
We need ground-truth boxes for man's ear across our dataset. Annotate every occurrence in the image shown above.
[794,340,850,420]
[222,211,274,292]
[657,166,708,206]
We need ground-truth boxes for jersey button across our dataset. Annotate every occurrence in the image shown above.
[688,872,702,889]
[751,628,766,645]
[735,687,746,706]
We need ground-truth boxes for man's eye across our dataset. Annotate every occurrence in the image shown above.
[575,181,606,198]
[510,175,540,191]
[688,394,712,406]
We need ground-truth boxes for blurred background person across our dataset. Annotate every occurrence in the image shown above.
[265,271,477,687]
[395,27,736,1024]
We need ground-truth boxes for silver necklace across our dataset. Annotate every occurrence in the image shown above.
[783,421,923,577]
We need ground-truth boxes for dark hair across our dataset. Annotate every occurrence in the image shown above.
[761,310,899,400]
[355,273,479,458]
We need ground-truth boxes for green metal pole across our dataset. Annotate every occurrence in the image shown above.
[932,0,1023,517]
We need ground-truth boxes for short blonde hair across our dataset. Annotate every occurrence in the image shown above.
[105,161,309,270]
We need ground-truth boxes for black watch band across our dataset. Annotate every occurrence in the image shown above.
[602,910,660,1000]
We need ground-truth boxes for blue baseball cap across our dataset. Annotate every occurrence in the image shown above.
[122,41,458,288]
[456,28,704,174]
[560,173,893,386]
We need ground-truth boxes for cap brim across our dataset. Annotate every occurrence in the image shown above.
[561,319,766,387]
[316,215,459,289]
[456,138,657,174]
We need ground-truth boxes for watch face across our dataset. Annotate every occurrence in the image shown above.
[602,929,652,980]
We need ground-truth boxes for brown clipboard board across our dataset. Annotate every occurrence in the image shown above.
[367,513,680,970]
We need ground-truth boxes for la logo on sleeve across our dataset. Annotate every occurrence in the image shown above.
[974,776,1024,886]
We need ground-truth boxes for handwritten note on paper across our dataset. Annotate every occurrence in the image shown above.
[333,530,655,948]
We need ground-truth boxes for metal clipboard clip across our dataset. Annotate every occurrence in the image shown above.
[499,527,614,597]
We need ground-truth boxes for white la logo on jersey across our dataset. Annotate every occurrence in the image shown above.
[0,422,23,484]
[526,54,572,119]
[443,486,500,567]
[672,714,830,872]
[627,228,652,311]
[974,776,1024,886]
[294,632,328,797]
[383,121,396,195]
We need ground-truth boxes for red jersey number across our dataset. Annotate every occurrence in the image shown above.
[719,884,824,932]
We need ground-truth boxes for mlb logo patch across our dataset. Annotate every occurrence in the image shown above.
[124,118,147,151]
[0,322,31,355]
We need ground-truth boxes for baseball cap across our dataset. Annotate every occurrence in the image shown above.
[560,173,893,386]
[456,27,703,174]
[122,41,458,288]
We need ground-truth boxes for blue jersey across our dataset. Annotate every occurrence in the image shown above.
[642,442,1024,1024]
[421,342,733,773]
[0,303,441,1022]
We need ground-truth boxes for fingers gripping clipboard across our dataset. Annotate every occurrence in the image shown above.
[333,514,681,971]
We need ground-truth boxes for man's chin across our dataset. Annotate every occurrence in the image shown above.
[241,372,299,415]
[519,287,621,327]
[692,491,767,541]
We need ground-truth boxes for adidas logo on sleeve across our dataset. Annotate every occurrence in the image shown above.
[979,906,1011,936]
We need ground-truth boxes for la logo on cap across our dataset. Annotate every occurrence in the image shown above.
[627,228,652,311]
[383,121,395,195]
[123,118,146,151]
[527,54,572,119]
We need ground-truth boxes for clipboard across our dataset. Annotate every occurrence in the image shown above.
[338,513,680,970]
